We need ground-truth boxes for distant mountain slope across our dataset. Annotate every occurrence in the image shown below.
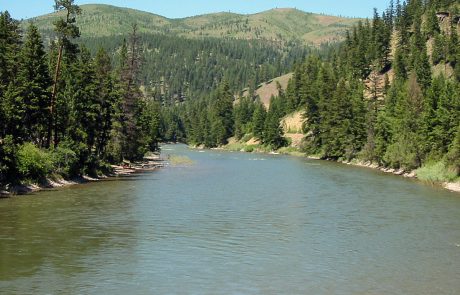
[28,4,360,45]
[23,4,359,103]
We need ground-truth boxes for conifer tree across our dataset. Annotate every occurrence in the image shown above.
[424,8,441,36]
[94,47,118,157]
[252,99,266,140]
[263,96,286,150]
[447,126,460,175]
[16,24,52,146]
[47,0,81,147]
[0,11,21,140]
[120,24,144,161]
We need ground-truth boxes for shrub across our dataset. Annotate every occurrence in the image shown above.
[383,137,420,170]
[17,143,53,182]
[416,161,458,183]
[51,145,78,178]
[244,145,255,153]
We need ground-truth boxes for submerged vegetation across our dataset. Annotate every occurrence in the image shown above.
[168,155,194,166]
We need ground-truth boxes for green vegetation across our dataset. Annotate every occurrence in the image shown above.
[161,0,460,185]
[416,161,458,183]
[77,32,309,106]
[2,0,459,190]
[169,155,194,166]
[17,143,53,182]
[294,0,459,182]
[29,4,359,45]
[26,4,357,106]
[0,1,160,187]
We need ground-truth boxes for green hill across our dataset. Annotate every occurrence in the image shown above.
[22,4,359,102]
[28,4,360,46]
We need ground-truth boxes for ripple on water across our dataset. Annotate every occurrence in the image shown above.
[0,144,459,294]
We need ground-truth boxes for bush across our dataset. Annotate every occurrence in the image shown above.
[244,145,255,153]
[383,137,420,170]
[17,143,53,182]
[51,145,78,178]
[416,161,458,183]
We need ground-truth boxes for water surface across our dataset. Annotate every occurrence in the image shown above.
[1,145,459,294]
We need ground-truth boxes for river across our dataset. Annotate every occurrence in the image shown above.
[1,144,459,294]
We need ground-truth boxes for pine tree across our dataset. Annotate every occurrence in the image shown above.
[447,126,460,176]
[72,46,99,169]
[263,96,286,150]
[48,0,81,148]
[394,48,408,80]
[94,47,118,158]
[384,74,425,169]
[0,11,21,140]
[424,8,441,36]
[234,96,255,140]
[447,21,459,64]
[252,99,266,140]
[217,81,235,140]
[120,24,144,161]
[432,33,446,65]
[16,23,52,146]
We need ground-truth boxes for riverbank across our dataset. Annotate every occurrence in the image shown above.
[211,140,460,194]
[340,159,460,194]
[0,157,166,197]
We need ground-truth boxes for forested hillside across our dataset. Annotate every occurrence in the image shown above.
[79,33,309,104]
[25,4,356,104]
[164,0,460,184]
[29,4,359,46]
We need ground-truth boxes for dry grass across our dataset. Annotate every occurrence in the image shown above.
[281,111,304,134]
[241,73,292,108]
[28,4,360,46]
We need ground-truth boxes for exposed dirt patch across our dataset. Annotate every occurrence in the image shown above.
[240,73,293,108]
[282,111,304,133]
[281,111,305,148]
[285,133,304,147]
[246,137,261,145]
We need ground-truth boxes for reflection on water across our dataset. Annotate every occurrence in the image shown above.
[1,144,459,294]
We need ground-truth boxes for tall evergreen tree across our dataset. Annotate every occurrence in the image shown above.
[16,24,52,146]
[0,11,21,140]
[120,24,144,161]
[252,99,266,141]
[48,0,81,147]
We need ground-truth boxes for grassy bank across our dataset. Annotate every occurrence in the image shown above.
[415,161,459,184]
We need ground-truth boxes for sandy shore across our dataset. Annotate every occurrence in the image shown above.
[444,182,460,193]
[0,157,167,197]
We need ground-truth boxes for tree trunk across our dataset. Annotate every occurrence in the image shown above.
[46,44,63,148]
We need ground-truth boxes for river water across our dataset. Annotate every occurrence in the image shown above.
[1,144,459,294]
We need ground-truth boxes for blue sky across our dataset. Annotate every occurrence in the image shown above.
[1,0,391,20]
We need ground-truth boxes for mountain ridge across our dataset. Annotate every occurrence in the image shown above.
[27,4,361,46]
